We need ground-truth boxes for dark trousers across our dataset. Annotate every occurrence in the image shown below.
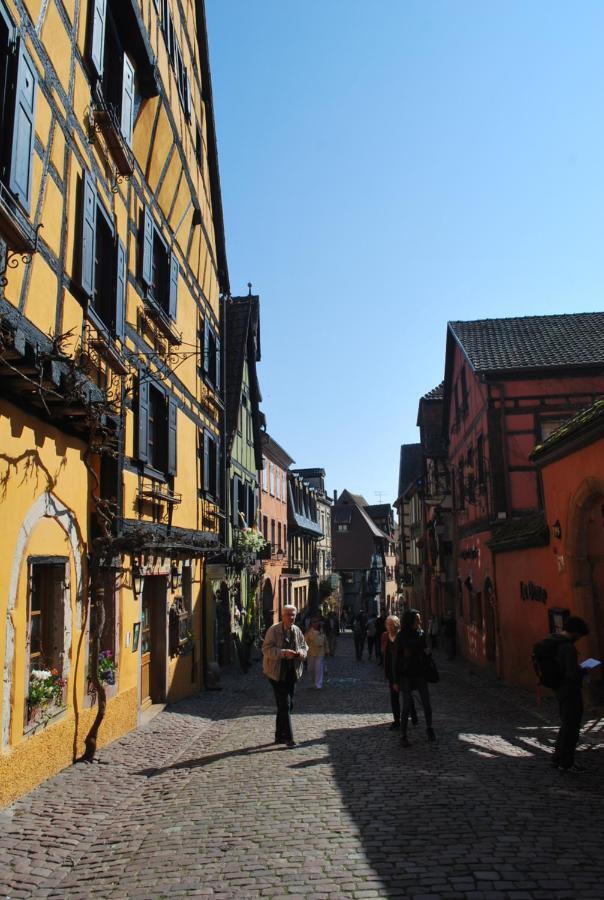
[354,634,365,660]
[376,637,384,664]
[445,635,456,659]
[389,681,401,723]
[401,677,432,734]
[553,687,583,768]
[367,635,377,658]
[270,674,296,742]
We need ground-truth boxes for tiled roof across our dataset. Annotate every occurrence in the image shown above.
[449,312,604,373]
[532,396,604,460]
[487,512,549,554]
[423,382,444,400]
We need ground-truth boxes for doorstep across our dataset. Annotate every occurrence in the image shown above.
[140,702,166,726]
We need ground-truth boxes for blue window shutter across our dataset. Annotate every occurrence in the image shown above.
[215,337,221,393]
[215,440,221,504]
[121,53,135,146]
[167,397,177,475]
[168,252,178,320]
[81,172,97,297]
[203,431,210,493]
[9,40,37,212]
[232,475,239,527]
[141,206,153,287]
[137,377,149,462]
[115,238,126,338]
[90,0,107,79]
[203,319,210,373]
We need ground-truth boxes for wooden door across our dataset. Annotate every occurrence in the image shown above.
[141,591,152,709]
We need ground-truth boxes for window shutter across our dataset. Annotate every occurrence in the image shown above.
[184,68,191,120]
[203,320,210,374]
[81,172,97,297]
[215,440,221,503]
[137,377,149,462]
[141,206,153,287]
[202,431,210,493]
[215,336,221,392]
[90,0,107,79]
[232,475,239,527]
[168,252,179,320]
[167,396,177,475]
[121,53,135,146]
[114,238,126,339]
[9,41,37,212]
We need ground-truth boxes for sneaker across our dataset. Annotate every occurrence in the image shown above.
[389,722,400,731]
[558,763,588,773]
[426,727,436,742]
[286,740,297,748]
[400,736,410,748]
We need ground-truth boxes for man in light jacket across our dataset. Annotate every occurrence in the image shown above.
[262,604,308,747]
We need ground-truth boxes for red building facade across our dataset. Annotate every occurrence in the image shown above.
[443,314,604,674]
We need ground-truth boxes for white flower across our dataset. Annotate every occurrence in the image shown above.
[30,669,52,681]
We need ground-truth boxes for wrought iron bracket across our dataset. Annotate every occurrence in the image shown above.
[0,223,43,288]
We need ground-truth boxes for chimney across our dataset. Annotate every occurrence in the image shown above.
[333,490,338,503]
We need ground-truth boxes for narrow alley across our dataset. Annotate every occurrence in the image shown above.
[2,634,604,899]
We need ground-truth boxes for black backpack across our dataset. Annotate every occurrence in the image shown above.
[532,635,564,689]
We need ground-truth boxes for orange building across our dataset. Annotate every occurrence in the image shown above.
[259,432,293,626]
[491,398,604,696]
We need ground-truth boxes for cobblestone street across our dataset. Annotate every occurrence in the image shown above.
[2,634,604,899]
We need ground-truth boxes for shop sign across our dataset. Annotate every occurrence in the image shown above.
[520,581,547,604]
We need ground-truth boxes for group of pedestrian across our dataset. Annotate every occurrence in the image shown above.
[352,611,386,663]
[263,600,594,774]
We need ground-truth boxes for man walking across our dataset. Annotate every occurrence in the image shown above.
[262,604,308,747]
[549,616,591,773]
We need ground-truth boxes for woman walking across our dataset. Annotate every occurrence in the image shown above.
[305,618,328,688]
[393,609,436,746]
[382,615,417,730]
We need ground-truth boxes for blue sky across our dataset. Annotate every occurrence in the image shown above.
[205,1,604,505]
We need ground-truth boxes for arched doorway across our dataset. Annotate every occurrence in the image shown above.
[568,479,604,705]
[262,579,274,631]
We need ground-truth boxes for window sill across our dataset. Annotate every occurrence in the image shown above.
[24,703,67,737]
[89,101,134,177]
[0,181,38,254]
[85,316,128,374]
[142,298,181,345]
[138,475,181,505]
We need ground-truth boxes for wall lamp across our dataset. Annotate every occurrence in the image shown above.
[132,562,144,599]
[552,520,562,540]
[171,561,182,592]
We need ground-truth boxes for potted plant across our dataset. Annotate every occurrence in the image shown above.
[28,668,66,723]
[98,650,117,685]
[232,526,269,567]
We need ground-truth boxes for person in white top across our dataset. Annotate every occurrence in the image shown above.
[304,618,328,689]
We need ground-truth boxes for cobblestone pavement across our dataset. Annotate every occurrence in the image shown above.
[2,635,604,899]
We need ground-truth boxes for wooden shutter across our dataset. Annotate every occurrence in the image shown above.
[203,320,210,374]
[232,475,239,527]
[168,252,179,320]
[121,53,135,146]
[141,206,153,287]
[167,396,177,475]
[137,377,149,462]
[215,336,221,392]
[214,440,221,503]
[9,40,37,212]
[115,238,126,339]
[202,432,210,492]
[90,0,107,79]
[81,172,97,297]
[184,69,191,120]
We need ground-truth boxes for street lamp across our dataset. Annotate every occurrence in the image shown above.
[132,562,144,599]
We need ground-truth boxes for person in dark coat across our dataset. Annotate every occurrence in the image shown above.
[382,615,417,730]
[551,615,590,773]
[353,612,367,661]
[393,609,435,746]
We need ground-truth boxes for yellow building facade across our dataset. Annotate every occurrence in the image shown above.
[0,0,228,805]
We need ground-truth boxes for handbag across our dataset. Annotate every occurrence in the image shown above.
[424,653,440,684]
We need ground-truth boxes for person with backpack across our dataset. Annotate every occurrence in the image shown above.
[533,615,591,773]
[393,609,436,746]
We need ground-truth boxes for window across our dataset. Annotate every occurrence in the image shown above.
[200,318,221,390]
[262,515,268,539]
[89,570,117,671]
[137,377,177,475]
[159,0,190,118]
[88,0,143,148]
[457,458,465,509]
[80,172,126,336]
[471,590,483,628]
[269,465,275,496]
[246,404,253,444]
[540,418,569,441]
[28,559,67,693]
[200,429,219,501]
[195,124,202,168]
[283,525,287,549]
[140,207,179,320]
[271,519,275,548]
[0,6,37,216]
[466,447,475,503]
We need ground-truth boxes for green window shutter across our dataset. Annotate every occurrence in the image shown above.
[89,0,107,79]
[115,238,126,338]
[141,206,153,287]
[167,397,177,475]
[137,377,149,462]
[81,171,97,297]
[9,40,37,212]
[168,252,178,320]
[121,53,135,146]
